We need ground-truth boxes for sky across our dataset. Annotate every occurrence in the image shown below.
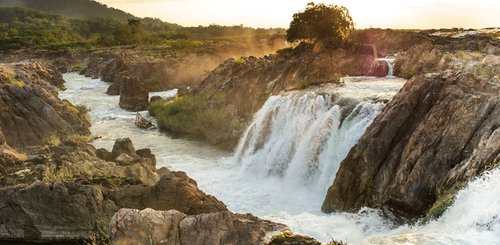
[96,0,500,29]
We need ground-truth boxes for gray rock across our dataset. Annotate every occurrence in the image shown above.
[111,138,136,159]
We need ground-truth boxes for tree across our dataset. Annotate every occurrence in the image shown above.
[286,2,354,46]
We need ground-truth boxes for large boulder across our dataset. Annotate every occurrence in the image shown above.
[322,72,500,219]
[110,171,228,215]
[0,181,118,242]
[119,77,149,111]
[111,138,137,158]
[110,208,289,245]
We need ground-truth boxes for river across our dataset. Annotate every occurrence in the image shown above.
[60,73,499,245]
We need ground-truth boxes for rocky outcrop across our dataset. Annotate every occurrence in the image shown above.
[110,208,289,245]
[110,171,228,215]
[0,181,118,242]
[0,62,90,149]
[395,33,499,79]
[118,77,149,111]
[322,72,500,219]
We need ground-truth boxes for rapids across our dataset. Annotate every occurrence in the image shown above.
[60,73,499,245]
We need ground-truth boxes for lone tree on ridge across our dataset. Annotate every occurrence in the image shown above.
[286,2,354,46]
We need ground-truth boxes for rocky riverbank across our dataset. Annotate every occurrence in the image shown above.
[0,62,318,244]
[322,71,499,221]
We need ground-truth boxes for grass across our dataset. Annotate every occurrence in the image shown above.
[0,73,25,87]
[41,133,61,147]
[233,57,246,64]
[148,94,238,149]
[64,134,90,143]
[85,220,110,245]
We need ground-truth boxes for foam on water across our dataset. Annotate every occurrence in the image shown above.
[60,73,500,244]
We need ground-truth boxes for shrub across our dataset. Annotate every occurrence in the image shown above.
[42,133,61,147]
[148,94,236,148]
[64,134,90,143]
[286,2,354,46]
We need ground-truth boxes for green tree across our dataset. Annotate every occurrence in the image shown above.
[286,2,354,46]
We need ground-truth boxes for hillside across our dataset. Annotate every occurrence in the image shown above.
[0,0,134,21]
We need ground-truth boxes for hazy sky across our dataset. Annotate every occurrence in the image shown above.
[96,0,500,29]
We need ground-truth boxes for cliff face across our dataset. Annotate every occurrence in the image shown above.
[0,61,90,149]
[322,72,500,219]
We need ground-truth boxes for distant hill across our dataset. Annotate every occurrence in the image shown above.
[0,0,135,21]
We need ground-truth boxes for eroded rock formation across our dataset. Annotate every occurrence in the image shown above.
[322,72,500,219]
[110,208,289,245]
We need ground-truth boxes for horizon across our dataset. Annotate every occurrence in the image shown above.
[96,0,500,29]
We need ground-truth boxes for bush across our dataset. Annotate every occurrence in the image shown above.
[42,133,61,147]
[148,94,237,148]
[286,2,354,46]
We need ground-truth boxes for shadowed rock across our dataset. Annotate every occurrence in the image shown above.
[322,72,500,219]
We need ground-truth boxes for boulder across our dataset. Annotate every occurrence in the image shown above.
[96,148,114,162]
[111,138,136,159]
[110,208,289,245]
[0,181,118,242]
[322,72,500,219]
[110,171,228,215]
[118,77,149,111]
[110,209,186,245]
[150,95,163,103]
[367,59,389,77]
[179,211,287,245]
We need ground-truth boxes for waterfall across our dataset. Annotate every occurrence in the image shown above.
[233,78,404,196]
[376,57,395,78]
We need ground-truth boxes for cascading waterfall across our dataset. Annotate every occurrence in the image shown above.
[233,78,405,198]
[233,92,385,195]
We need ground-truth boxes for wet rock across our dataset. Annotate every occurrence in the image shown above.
[110,171,228,215]
[322,72,500,219]
[111,138,136,159]
[119,77,149,111]
[110,208,289,245]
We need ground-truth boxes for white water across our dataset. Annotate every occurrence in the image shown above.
[60,73,500,244]
[376,57,395,78]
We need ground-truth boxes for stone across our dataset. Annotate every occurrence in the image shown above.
[110,208,186,245]
[0,181,118,242]
[119,77,149,111]
[322,72,500,219]
[111,138,136,159]
[110,171,228,215]
[0,62,91,149]
[109,209,289,245]
[96,148,113,161]
[178,211,288,245]
[150,95,163,103]
[114,153,136,166]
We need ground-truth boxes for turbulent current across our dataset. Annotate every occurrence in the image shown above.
[60,73,500,245]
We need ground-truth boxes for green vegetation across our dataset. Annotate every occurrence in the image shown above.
[0,7,284,51]
[41,133,61,147]
[85,220,110,245]
[148,94,237,148]
[286,2,354,46]
[64,134,90,144]
[0,0,134,21]
[0,72,24,86]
